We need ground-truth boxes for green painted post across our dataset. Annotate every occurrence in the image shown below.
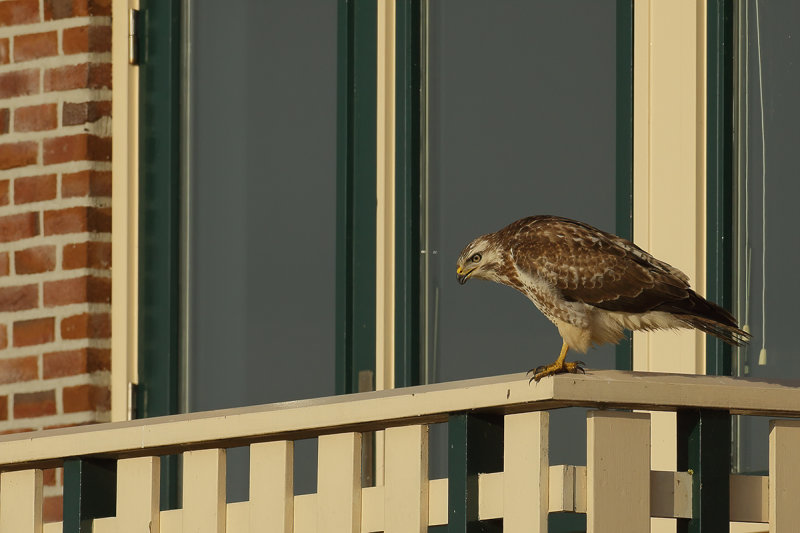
[395,0,421,388]
[615,0,634,372]
[447,413,503,533]
[63,458,117,533]
[335,0,378,395]
[137,0,182,509]
[675,3,735,532]
[677,410,731,533]
[706,0,734,377]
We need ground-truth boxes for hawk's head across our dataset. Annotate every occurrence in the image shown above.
[456,235,505,285]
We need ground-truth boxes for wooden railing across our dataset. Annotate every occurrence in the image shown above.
[0,370,799,532]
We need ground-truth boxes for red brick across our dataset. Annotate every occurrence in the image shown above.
[0,252,8,276]
[14,389,56,418]
[0,108,9,134]
[13,31,57,62]
[43,468,57,486]
[62,101,111,127]
[0,356,38,384]
[0,212,40,242]
[61,169,111,197]
[0,180,8,205]
[15,245,56,274]
[43,347,110,378]
[44,275,110,307]
[63,241,111,270]
[0,38,9,65]
[62,25,111,54]
[0,284,37,312]
[44,63,111,92]
[14,174,57,204]
[45,0,110,19]
[63,384,109,413]
[0,69,39,99]
[0,395,7,420]
[0,0,40,27]
[0,324,7,349]
[0,141,37,170]
[13,317,55,347]
[43,494,62,523]
[14,103,57,133]
[44,206,110,235]
[42,134,111,165]
[61,312,109,339]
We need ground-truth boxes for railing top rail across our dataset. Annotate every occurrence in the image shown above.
[0,370,798,470]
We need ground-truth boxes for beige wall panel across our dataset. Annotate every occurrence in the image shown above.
[384,425,428,532]
[117,456,160,533]
[91,518,115,533]
[729,474,768,523]
[226,502,248,532]
[503,411,549,532]
[477,472,503,520]
[293,494,317,533]
[249,441,293,533]
[428,478,448,526]
[160,508,183,533]
[317,433,362,532]
[361,485,384,532]
[769,420,800,532]
[182,448,226,533]
[587,411,651,533]
[0,469,43,533]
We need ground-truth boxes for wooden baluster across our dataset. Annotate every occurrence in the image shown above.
[317,433,362,533]
[769,420,800,532]
[117,456,160,533]
[0,469,43,533]
[587,411,650,533]
[250,441,293,533]
[183,449,226,533]
[385,424,429,532]
[504,411,549,533]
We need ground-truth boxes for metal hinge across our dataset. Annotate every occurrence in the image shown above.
[128,9,140,65]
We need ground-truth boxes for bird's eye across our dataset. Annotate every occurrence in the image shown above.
[470,253,482,263]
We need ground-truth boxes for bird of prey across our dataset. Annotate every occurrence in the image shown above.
[456,215,750,382]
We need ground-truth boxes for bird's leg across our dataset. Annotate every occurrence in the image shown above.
[528,341,585,383]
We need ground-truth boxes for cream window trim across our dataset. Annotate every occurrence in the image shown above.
[111,0,140,422]
[376,0,397,395]
[632,0,707,377]
[374,0,397,489]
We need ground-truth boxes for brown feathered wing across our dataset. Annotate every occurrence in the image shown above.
[502,216,749,346]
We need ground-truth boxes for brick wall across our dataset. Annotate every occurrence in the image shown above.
[0,0,112,522]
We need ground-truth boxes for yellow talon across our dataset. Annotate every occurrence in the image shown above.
[528,341,586,383]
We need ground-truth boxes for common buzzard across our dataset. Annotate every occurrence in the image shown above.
[456,215,749,381]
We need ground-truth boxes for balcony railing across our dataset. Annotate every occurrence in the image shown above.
[0,370,798,532]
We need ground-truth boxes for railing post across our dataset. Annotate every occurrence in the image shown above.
[63,458,117,533]
[677,409,730,533]
[447,412,503,533]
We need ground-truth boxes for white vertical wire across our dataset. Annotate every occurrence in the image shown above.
[754,0,768,361]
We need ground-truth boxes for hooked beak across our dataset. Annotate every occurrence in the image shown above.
[456,266,473,285]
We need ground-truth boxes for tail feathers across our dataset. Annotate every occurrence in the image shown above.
[654,289,751,346]
[675,314,751,346]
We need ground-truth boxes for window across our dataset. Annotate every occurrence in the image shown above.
[734,0,800,473]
